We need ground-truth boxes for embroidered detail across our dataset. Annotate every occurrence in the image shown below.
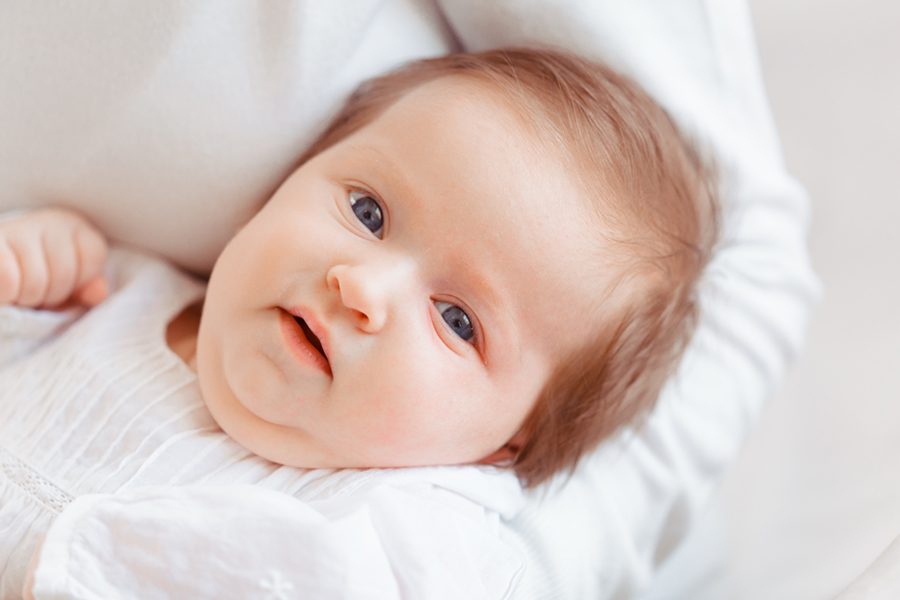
[259,569,296,600]
[0,445,73,514]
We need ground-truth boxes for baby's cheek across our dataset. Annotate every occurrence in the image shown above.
[362,381,430,442]
[371,379,485,463]
[342,380,436,458]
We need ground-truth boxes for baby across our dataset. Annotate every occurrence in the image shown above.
[1,47,716,595]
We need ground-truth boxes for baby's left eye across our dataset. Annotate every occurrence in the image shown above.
[349,190,384,238]
[434,300,476,345]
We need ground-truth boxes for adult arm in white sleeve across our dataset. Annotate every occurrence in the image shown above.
[435,0,821,597]
[28,484,524,599]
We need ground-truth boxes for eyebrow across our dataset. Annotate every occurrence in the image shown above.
[350,143,516,368]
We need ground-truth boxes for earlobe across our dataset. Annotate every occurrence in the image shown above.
[476,430,526,466]
[476,445,516,466]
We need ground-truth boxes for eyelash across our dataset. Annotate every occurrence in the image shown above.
[345,186,483,351]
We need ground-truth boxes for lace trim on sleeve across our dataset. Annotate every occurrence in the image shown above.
[0,445,73,513]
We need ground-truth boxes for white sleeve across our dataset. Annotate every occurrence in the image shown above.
[0,306,82,365]
[31,485,524,599]
[437,0,821,597]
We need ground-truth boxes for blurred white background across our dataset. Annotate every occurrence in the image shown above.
[685,1,900,598]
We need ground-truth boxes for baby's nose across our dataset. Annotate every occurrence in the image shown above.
[325,258,417,333]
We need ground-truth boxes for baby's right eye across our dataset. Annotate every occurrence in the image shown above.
[349,190,385,239]
[434,300,477,345]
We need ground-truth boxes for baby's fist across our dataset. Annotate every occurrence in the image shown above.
[0,207,108,308]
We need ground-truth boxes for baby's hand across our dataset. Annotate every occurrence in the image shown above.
[0,207,108,308]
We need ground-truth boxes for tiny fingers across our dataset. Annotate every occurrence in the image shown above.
[73,276,108,307]
[41,227,79,307]
[0,209,109,309]
[7,232,49,307]
[0,238,22,304]
[73,224,108,294]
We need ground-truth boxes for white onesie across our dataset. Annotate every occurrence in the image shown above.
[0,247,525,599]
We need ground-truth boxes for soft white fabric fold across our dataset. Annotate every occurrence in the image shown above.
[33,484,524,599]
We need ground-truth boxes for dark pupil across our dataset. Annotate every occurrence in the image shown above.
[442,305,474,341]
[352,196,383,233]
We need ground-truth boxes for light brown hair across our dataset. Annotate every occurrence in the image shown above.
[295,47,719,488]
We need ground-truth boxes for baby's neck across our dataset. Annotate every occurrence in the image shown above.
[166,302,202,371]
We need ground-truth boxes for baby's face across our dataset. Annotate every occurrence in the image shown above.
[197,77,605,469]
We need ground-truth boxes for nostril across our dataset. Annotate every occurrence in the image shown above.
[326,270,340,292]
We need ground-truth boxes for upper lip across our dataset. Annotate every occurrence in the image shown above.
[286,306,332,366]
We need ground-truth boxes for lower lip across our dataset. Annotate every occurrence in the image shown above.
[278,309,332,377]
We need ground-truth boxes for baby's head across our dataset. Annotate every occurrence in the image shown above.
[197,48,718,488]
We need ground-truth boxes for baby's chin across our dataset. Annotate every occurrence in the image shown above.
[202,391,329,468]
[203,400,447,470]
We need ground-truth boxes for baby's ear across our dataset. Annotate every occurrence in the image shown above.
[476,430,526,466]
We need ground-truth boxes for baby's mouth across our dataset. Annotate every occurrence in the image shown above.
[293,315,328,362]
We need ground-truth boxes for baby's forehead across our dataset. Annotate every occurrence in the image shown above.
[380,75,557,151]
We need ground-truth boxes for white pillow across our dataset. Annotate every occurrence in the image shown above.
[0,0,455,274]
